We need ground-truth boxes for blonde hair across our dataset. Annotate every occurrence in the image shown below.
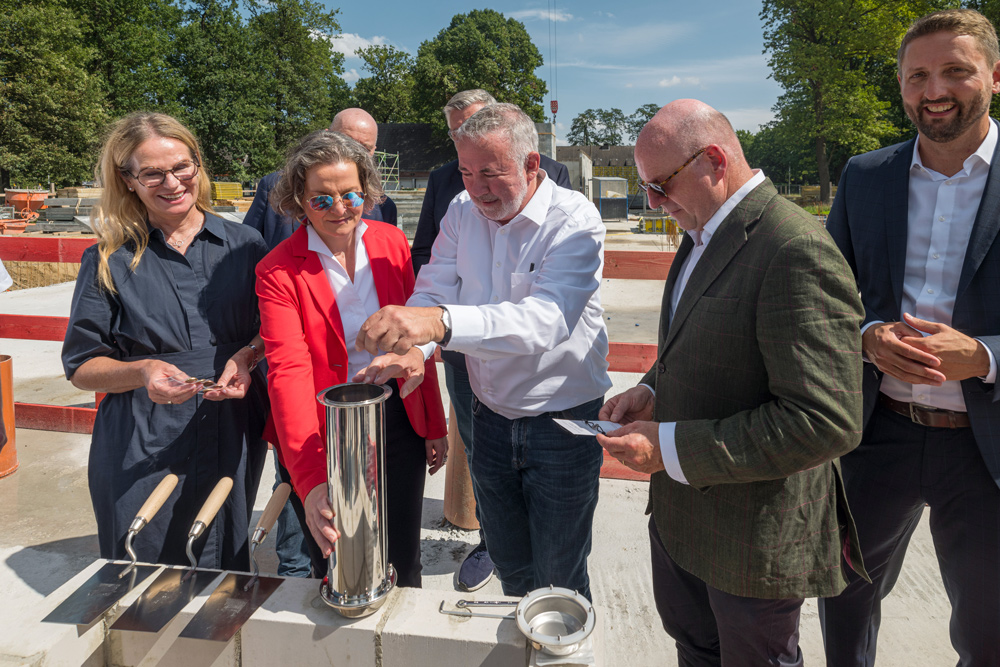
[271,130,385,222]
[92,112,213,292]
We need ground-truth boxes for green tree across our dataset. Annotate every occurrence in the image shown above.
[628,103,661,142]
[0,1,108,188]
[761,0,944,202]
[353,45,415,123]
[246,0,347,174]
[65,0,183,117]
[170,0,271,181]
[566,107,629,145]
[567,109,599,146]
[411,9,547,138]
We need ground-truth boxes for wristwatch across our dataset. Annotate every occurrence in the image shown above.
[438,306,452,347]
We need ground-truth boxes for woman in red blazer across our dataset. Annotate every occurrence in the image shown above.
[256,130,447,587]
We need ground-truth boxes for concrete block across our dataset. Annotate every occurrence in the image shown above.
[240,576,382,667]
[381,588,528,667]
[3,558,106,667]
[105,568,237,667]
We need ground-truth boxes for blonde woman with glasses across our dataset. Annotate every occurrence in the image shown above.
[61,112,269,570]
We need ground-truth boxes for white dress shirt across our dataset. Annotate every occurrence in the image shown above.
[875,121,998,411]
[647,170,767,484]
[408,172,612,419]
[307,223,432,380]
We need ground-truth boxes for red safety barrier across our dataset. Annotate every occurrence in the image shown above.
[0,235,674,481]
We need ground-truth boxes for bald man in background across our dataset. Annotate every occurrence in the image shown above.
[244,108,397,251]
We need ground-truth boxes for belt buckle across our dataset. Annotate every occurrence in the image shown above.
[908,402,938,427]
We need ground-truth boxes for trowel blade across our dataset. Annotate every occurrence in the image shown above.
[109,566,221,633]
[178,572,284,642]
[42,561,161,626]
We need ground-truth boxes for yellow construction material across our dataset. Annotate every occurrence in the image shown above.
[210,182,243,200]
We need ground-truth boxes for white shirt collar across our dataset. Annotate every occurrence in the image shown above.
[910,119,997,177]
[306,220,368,258]
[689,169,766,247]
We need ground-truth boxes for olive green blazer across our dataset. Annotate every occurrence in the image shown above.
[643,178,869,599]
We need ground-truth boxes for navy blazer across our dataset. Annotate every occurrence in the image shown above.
[411,154,571,273]
[827,128,1000,489]
[244,170,398,252]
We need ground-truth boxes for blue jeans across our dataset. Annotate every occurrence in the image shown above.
[272,449,312,577]
[469,394,603,600]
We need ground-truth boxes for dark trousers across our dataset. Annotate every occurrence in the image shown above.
[280,384,427,588]
[649,517,804,667]
[818,404,1000,666]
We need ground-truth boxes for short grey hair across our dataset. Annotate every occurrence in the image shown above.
[453,103,539,167]
[443,89,498,121]
[271,130,385,221]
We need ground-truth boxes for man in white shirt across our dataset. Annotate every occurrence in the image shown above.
[357,103,611,600]
[597,99,867,666]
[820,9,1000,666]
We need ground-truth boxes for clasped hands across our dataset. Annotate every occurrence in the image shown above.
[864,313,991,385]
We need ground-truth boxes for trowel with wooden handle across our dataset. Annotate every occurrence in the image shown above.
[178,482,292,641]
[42,473,179,625]
[110,476,233,633]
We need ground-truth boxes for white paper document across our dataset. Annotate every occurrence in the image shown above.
[552,418,622,436]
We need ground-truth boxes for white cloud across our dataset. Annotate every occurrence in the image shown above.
[329,33,389,57]
[342,68,360,84]
[595,11,615,19]
[509,8,573,22]
[659,75,701,88]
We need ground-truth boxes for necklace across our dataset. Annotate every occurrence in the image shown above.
[165,224,201,249]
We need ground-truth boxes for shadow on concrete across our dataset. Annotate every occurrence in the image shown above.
[6,534,101,595]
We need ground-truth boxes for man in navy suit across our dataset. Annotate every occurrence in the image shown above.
[820,9,1000,666]
[244,107,397,577]
[245,108,397,251]
[411,89,571,592]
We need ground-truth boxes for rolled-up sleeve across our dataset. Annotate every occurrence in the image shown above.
[62,247,119,379]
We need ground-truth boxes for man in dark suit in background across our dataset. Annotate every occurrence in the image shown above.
[243,107,396,577]
[599,99,867,666]
[820,10,1000,666]
[245,107,397,251]
[410,89,571,592]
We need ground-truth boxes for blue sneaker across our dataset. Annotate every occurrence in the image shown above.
[457,541,495,591]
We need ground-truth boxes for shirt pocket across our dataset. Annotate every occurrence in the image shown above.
[510,272,536,303]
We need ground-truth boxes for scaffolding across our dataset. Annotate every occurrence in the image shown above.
[375,151,400,192]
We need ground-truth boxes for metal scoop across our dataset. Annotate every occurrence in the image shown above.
[42,474,179,625]
[178,482,292,641]
[110,477,233,633]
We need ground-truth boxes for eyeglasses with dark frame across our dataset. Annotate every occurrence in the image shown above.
[639,148,707,196]
[307,192,365,211]
[121,158,201,188]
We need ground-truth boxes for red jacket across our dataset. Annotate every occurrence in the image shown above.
[256,222,447,498]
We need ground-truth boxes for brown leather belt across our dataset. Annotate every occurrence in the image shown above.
[878,393,971,429]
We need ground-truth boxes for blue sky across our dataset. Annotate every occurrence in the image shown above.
[324,1,783,144]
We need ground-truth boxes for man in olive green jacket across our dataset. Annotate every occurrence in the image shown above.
[599,99,868,666]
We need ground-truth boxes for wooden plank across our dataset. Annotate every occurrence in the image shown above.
[604,250,674,280]
[15,403,96,434]
[607,342,658,374]
[0,314,69,341]
[0,236,97,263]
